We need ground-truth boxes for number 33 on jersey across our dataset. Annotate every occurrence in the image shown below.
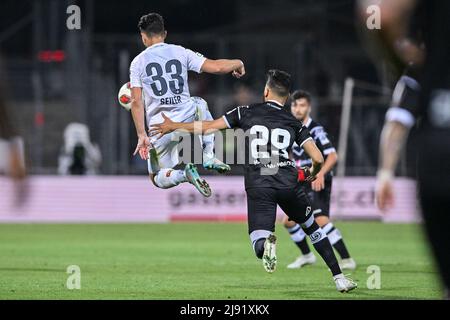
[129,43,206,126]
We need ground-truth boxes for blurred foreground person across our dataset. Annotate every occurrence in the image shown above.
[359,0,450,299]
[0,81,27,206]
[58,123,102,175]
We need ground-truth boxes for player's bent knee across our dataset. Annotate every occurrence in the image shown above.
[150,171,173,189]
[150,173,169,189]
[283,217,297,228]
[315,216,329,227]
[149,174,158,187]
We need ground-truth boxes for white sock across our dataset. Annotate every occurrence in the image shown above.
[322,223,343,246]
[202,138,215,161]
[154,169,187,189]
[333,273,345,281]
[200,123,215,160]
[194,98,215,159]
[286,224,307,242]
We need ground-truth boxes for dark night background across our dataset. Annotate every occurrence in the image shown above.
[0,0,401,176]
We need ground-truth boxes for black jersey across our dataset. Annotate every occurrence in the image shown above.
[223,100,313,190]
[416,0,450,127]
[385,1,450,127]
[384,1,450,129]
[291,118,336,179]
[386,71,421,129]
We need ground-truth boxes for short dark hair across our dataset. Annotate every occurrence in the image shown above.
[265,69,291,97]
[291,90,311,104]
[138,13,165,36]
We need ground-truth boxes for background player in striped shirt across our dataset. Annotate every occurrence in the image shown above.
[283,90,356,270]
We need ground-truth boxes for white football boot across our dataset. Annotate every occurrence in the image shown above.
[339,258,357,271]
[262,234,277,273]
[334,274,357,293]
[287,252,317,269]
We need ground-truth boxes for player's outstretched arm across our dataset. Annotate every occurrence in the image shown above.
[201,59,245,78]
[378,121,410,176]
[376,120,410,211]
[149,113,228,137]
[302,139,324,178]
[130,87,151,160]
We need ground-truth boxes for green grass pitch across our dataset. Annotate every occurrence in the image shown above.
[0,222,442,299]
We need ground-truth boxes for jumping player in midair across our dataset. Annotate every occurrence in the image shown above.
[130,13,245,197]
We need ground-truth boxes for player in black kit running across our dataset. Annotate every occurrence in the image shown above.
[283,90,355,271]
[150,70,357,293]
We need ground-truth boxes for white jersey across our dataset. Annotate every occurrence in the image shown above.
[129,43,206,126]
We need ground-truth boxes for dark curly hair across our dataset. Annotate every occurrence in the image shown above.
[138,13,165,36]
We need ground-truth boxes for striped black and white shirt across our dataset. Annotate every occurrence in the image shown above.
[291,117,336,179]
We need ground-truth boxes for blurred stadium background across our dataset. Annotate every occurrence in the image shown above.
[2,0,401,176]
[0,0,438,299]
[1,0,418,221]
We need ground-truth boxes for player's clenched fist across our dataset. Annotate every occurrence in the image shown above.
[232,60,246,78]
[376,179,394,211]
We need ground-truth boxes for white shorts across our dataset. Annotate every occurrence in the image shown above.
[147,97,208,174]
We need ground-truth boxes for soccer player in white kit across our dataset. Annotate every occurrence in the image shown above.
[130,13,245,197]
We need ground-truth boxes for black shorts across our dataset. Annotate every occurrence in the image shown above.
[246,185,312,234]
[305,178,332,218]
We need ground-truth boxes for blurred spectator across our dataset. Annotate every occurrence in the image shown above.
[232,83,259,106]
[58,123,102,175]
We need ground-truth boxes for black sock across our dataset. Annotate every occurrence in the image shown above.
[303,220,341,276]
[312,238,342,276]
[254,238,266,259]
[333,239,351,259]
[296,238,311,255]
[285,224,311,255]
